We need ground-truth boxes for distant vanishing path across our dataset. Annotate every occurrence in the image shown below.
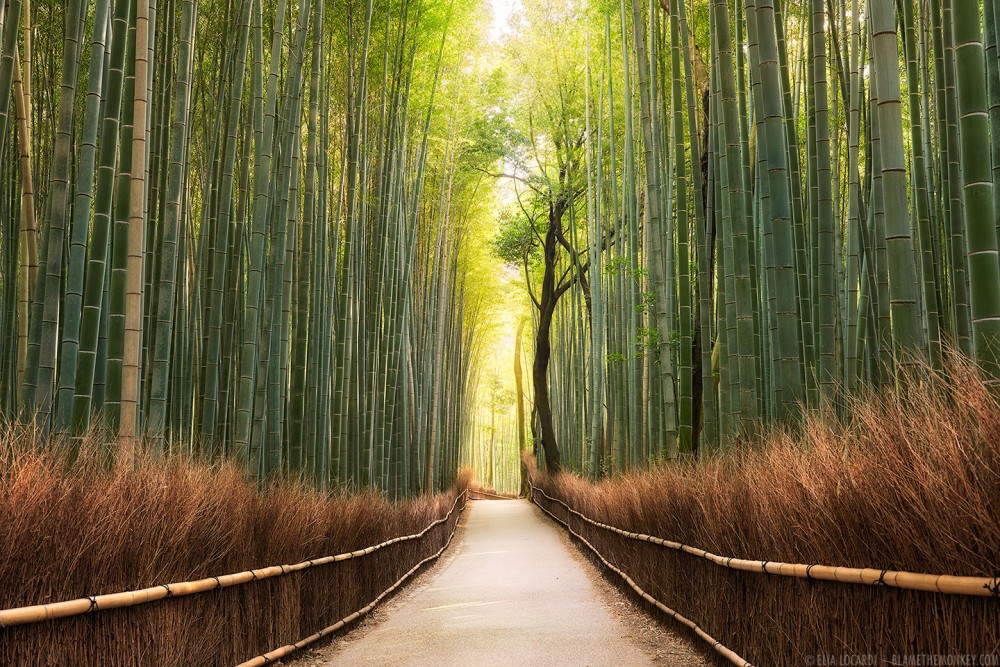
[309,500,701,667]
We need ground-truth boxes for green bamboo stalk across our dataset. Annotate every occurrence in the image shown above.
[938,0,972,354]
[869,0,927,366]
[54,0,112,433]
[631,0,678,458]
[713,0,758,427]
[236,0,287,473]
[147,0,202,448]
[951,0,1000,379]
[752,0,805,417]
[195,0,252,451]
[843,0,863,390]
[988,0,1000,249]
[32,0,85,430]
[289,0,324,472]
[0,0,24,176]
[104,9,138,431]
[810,0,836,399]
[901,0,941,369]
[119,0,152,443]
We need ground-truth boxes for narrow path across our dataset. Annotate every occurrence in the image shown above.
[300,500,707,667]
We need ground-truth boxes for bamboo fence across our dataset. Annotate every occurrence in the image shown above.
[235,499,466,667]
[530,485,1000,597]
[529,479,1000,664]
[530,482,754,667]
[0,489,467,629]
[0,490,468,665]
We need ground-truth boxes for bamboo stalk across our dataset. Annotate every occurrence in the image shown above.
[120,0,151,444]
[12,46,35,395]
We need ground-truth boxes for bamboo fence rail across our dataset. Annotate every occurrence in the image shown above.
[0,489,468,629]
[236,498,467,667]
[529,482,753,667]
[530,484,1000,598]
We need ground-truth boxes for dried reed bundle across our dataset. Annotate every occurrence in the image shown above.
[532,354,1000,664]
[0,429,471,666]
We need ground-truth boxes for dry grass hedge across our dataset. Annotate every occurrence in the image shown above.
[533,355,1000,664]
[0,429,470,666]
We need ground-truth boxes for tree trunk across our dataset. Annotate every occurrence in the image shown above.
[533,207,562,474]
[515,318,530,493]
[532,304,560,474]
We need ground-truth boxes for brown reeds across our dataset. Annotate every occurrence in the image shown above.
[531,484,998,596]
[532,490,754,666]
[532,354,1000,664]
[235,505,466,667]
[0,428,470,666]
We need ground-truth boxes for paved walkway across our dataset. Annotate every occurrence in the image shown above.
[321,499,658,666]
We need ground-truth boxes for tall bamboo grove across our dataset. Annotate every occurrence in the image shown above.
[0,0,493,496]
[6,0,1000,489]
[492,0,1000,478]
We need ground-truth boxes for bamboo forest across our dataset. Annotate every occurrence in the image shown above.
[1,0,999,664]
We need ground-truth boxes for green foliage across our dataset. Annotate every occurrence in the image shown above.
[492,210,538,265]
[606,352,627,365]
[637,327,660,352]
[463,69,530,165]
[637,291,656,314]
[8,0,1000,495]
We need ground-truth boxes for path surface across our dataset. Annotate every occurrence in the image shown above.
[305,499,705,667]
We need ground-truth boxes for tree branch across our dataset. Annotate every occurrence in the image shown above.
[524,250,541,310]
[471,165,544,196]
[514,185,546,248]
[555,256,591,300]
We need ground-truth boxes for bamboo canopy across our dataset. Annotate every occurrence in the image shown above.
[0,0,482,498]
